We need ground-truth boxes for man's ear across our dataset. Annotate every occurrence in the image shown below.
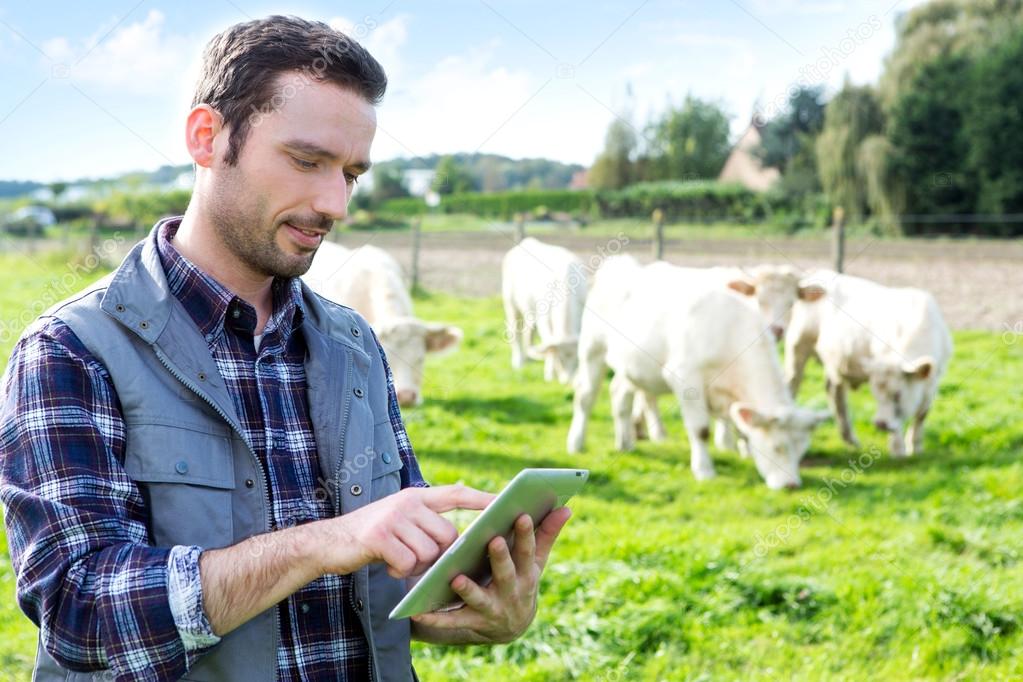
[727,279,756,297]
[902,356,935,380]
[185,104,224,168]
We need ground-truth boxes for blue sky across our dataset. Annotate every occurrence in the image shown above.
[0,0,924,183]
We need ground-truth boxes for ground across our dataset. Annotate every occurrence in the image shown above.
[0,231,1021,681]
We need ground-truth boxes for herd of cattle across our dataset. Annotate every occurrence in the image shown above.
[304,237,953,490]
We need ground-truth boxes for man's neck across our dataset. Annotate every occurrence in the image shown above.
[173,205,275,334]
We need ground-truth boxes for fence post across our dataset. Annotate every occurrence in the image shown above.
[652,208,665,261]
[410,214,422,291]
[515,212,526,243]
[831,206,846,273]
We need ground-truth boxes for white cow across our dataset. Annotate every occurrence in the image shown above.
[785,271,953,456]
[304,241,462,407]
[502,237,588,384]
[630,264,825,447]
[567,257,830,489]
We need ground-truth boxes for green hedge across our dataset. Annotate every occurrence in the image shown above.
[378,182,807,224]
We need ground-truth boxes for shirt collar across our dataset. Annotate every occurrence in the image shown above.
[155,216,305,350]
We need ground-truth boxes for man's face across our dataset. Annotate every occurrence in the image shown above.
[206,72,377,279]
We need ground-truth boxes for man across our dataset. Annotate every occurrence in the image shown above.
[0,15,572,681]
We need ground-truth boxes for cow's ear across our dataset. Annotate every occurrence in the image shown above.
[797,284,826,302]
[902,356,934,380]
[424,323,462,354]
[727,279,756,297]
[792,407,831,429]
[730,402,770,433]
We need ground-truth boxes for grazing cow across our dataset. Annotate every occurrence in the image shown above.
[567,257,829,489]
[631,264,825,447]
[303,241,462,407]
[502,237,588,384]
[785,271,953,456]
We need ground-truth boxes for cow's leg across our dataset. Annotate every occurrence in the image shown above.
[784,338,816,398]
[714,419,738,452]
[906,405,929,455]
[543,353,556,382]
[826,376,860,448]
[505,300,527,370]
[633,390,666,442]
[670,373,714,480]
[566,337,605,454]
[610,374,636,452]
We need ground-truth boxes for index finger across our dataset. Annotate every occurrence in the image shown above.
[419,484,496,513]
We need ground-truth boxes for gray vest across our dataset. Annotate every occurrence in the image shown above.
[31,232,416,681]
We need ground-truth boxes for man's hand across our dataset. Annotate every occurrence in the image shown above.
[200,484,493,636]
[410,506,573,645]
[316,485,496,579]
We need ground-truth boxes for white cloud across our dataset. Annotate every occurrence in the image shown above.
[43,10,196,95]
[373,43,543,159]
[329,14,410,82]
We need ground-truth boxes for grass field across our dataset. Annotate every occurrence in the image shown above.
[1,256,1021,680]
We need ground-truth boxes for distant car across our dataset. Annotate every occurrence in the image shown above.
[4,205,56,236]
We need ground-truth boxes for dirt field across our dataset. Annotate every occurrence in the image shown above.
[336,229,1023,332]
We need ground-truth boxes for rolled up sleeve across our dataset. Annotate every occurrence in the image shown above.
[0,319,214,680]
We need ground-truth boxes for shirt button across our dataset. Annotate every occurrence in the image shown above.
[231,308,241,319]
[353,387,364,398]
[245,479,254,488]
[350,484,363,496]
[355,599,364,612]
[300,603,310,614]
[175,461,189,475]
[381,452,393,464]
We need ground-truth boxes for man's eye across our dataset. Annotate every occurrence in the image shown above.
[292,156,317,170]
[345,173,359,185]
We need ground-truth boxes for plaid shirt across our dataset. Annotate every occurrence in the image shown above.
[0,218,427,681]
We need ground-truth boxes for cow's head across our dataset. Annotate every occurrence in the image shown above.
[862,354,935,436]
[527,337,579,384]
[729,402,831,489]
[373,316,462,406]
[727,266,826,340]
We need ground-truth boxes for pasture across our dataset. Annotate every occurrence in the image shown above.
[0,245,1021,680]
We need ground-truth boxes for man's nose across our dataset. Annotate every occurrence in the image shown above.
[311,175,351,221]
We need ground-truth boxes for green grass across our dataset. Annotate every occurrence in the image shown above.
[1,258,1021,680]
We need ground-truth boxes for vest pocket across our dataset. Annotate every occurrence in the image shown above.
[370,421,403,502]
[123,423,236,549]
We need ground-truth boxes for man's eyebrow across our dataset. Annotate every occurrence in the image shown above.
[282,139,372,172]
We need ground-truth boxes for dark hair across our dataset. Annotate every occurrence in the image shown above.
[192,15,387,165]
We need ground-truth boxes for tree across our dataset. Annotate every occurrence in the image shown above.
[757,86,826,171]
[431,156,476,195]
[588,115,638,190]
[964,28,1023,222]
[643,95,731,181]
[887,54,976,231]
[369,167,410,203]
[815,82,884,222]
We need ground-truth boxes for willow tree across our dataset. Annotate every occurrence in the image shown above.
[815,82,884,223]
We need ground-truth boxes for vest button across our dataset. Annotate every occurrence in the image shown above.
[175,461,188,475]
[245,479,254,488]
[353,387,364,398]
[139,320,150,330]
[381,452,393,464]
[114,304,126,313]
[350,484,363,496]
[197,372,207,382]
[351,327,361,337]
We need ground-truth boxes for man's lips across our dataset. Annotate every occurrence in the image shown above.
[283,222,328,247]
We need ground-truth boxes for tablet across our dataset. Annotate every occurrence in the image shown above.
[388,467,588,620]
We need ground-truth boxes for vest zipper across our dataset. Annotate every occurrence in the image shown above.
[153,348,281,682]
